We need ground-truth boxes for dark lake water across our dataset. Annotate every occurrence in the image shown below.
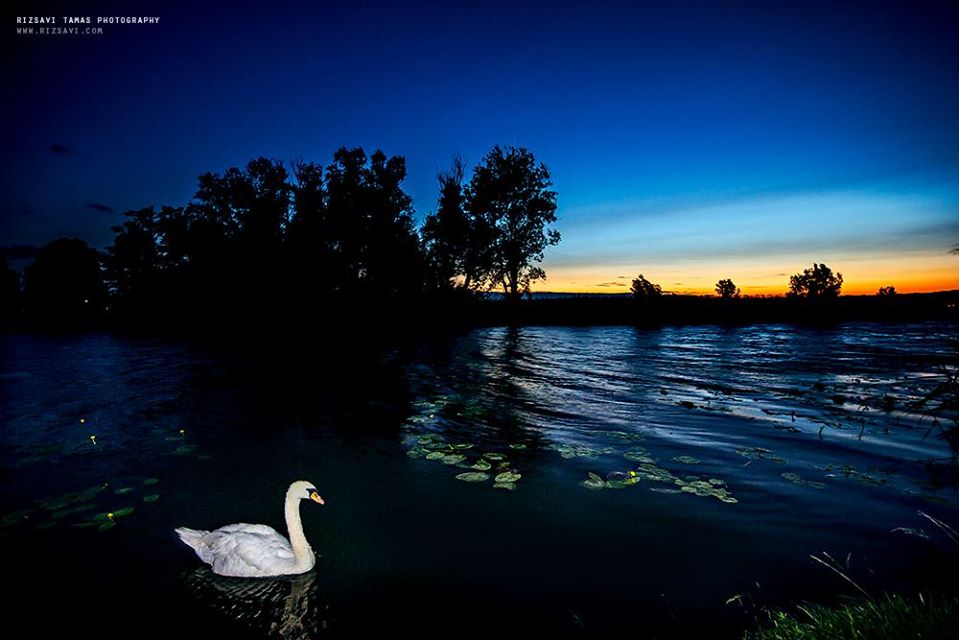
[2,324,958,637]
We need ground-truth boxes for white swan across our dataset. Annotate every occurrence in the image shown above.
[175,480,325,578]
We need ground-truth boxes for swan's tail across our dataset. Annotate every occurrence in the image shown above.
[175,527,211,557]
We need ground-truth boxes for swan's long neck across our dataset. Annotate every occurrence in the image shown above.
[284,489,314,570]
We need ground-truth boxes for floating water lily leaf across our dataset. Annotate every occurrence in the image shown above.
[51,503,95,520]
[142,494,160,503]
[455,472,490,483]
[581,478,606,490]
[736,447,787,464]
[174,444,197,456]
[143,478,159,486]
[587,472,603,483]
[441,454,467,465]
[451,443,473,450]
[495,471,522,483]
[509,443,527,450]
[471,459,492,471]
[425,452,446,460]
[551,444,615,459]
[407,448,426,458]
[708,478,726,486]
[649,487,682,494]
[672,456,701,465]
[2,508,37,527]
[623,450,652,463]
[93,512,113,522]
[97,521,116,532]
[112,507,135,517]
[115,487,135,495]
[483,453,507,461]
[781,472,826,489]
[493,482,516,490]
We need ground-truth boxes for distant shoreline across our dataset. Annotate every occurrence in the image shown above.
[3,291,956,339]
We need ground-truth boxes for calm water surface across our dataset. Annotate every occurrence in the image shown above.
[2,324,958,637]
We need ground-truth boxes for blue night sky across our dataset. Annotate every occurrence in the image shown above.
[3,0,958,292]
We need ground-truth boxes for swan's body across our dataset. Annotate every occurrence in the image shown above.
[175,480,324,578]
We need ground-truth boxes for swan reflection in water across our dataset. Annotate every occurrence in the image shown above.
[184,566,330,638]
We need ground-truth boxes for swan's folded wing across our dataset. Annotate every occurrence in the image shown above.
[203,523,296,577]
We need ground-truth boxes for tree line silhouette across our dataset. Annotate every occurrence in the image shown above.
[1,143,954,332]
[1,145,560,331]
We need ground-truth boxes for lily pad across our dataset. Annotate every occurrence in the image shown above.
[450,443,474,450]
[483,453,507,461]
[115,487,135,495]
[425,451,446,460]
[112,507,135,517]
[492,482,516,490]
[2,508,37,527]
[455,472,490,483]
[142,494,160,503]
[174,444,197,456]
[649,487,682,494]
[672,456,701,465]
[143,478,159,486]
[623,450,653,463]
[97,521,116,532]
[509,443,527,450]
[471,459,492,471]
[441,454,467,465]
[781,472,827,489]
[582,473,607,490]
[495,471,522,483]
[51,503,95,520]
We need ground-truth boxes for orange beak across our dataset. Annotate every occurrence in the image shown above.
[310,492,325,505]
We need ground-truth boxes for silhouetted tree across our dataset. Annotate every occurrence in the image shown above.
[319,147,422,299]
[23,238,106,326]
[631,274,662,299]
[106,207,166,319]
[715,278,740,299]
[286,159,335,299]
[421,157,474,290]
[0,256,20,326]
[788,263,843,298]
[877,285,897,297]
[466,146,560,299]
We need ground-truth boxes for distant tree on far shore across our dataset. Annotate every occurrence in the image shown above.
[788,263,843,298]
[877,286,897,297]
[715,278,741,299]
[630,274,662,299]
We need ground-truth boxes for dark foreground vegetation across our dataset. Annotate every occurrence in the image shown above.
[745,593,959,640]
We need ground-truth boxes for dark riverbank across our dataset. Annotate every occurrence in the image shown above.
[10,290,955,336]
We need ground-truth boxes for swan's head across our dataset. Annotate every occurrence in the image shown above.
[290,480,325,505]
